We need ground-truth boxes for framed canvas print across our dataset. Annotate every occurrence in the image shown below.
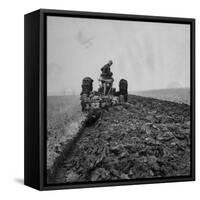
[24,9,195,190]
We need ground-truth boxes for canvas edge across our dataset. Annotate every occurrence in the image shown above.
[25,8,195,191]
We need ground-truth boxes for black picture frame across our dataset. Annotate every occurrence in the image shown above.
[24,9,195,191]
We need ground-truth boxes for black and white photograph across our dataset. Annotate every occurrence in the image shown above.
[46,15,193,185]
[1,0,200,197]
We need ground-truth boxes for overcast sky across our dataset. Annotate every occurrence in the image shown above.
[47,16,190,95]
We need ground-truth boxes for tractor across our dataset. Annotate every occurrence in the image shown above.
[80,60,128,111]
